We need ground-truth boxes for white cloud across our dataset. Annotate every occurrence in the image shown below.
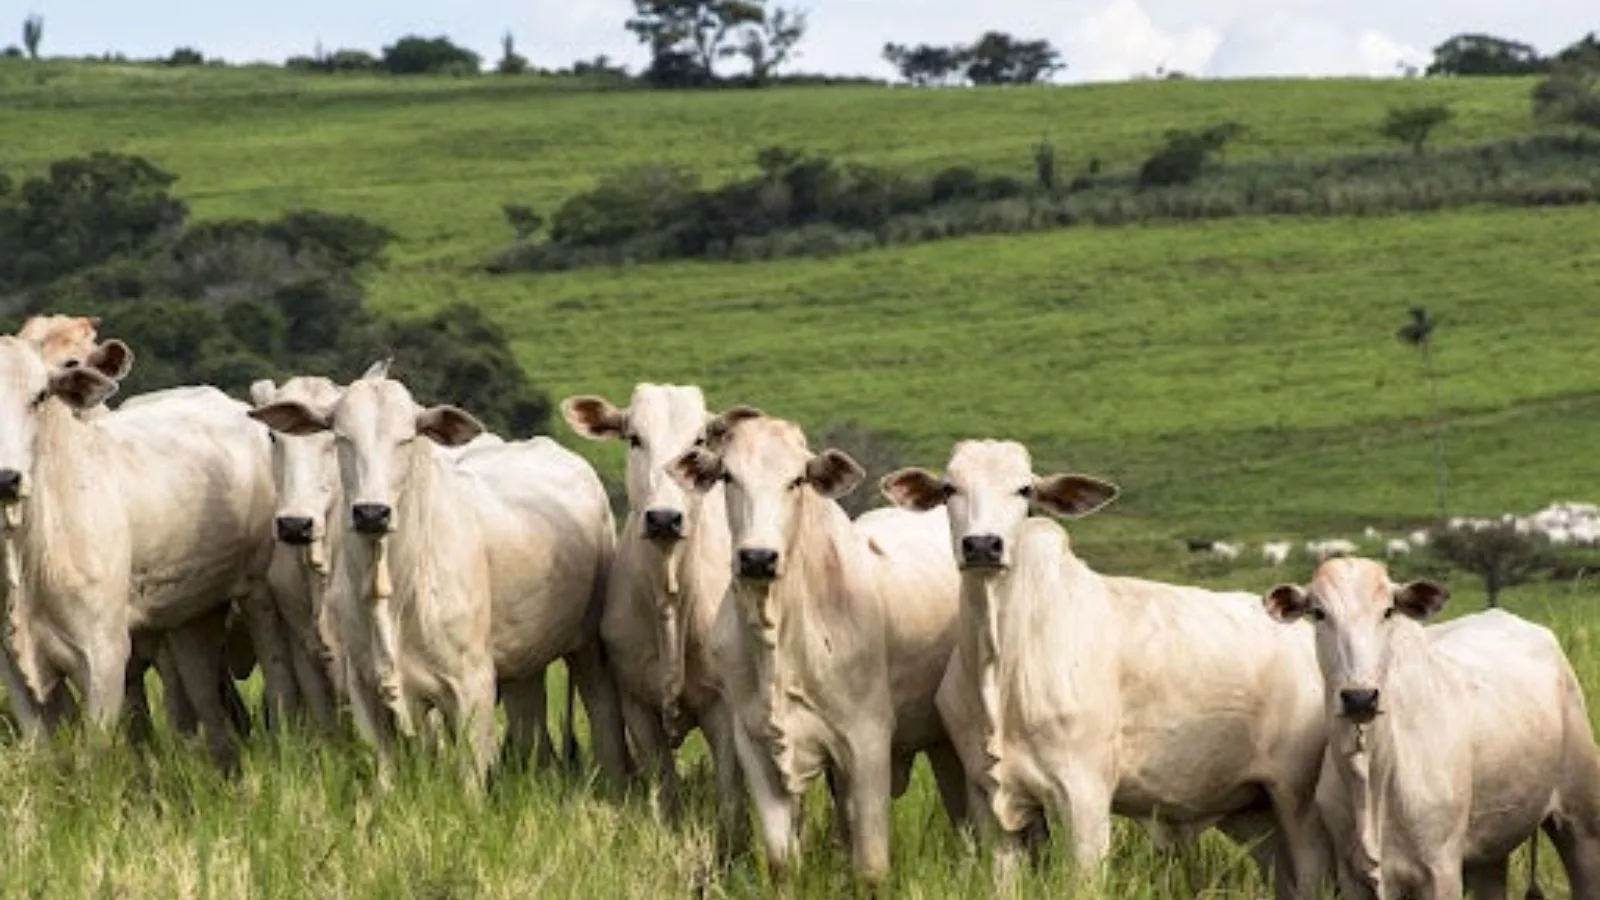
[1356,30,1427,77]
[1063,0,1221,81]
[1205,10,1422,78]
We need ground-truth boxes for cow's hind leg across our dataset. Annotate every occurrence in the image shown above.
[163,610,244,773]
[621,692,680,817]
[499,669,553,772]
[1545,814,1600,900]
[1463,857,1509,900]
[926,738,970,830]
[564,643,634,787]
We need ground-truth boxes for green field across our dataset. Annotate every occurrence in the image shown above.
[3,61,1599,898]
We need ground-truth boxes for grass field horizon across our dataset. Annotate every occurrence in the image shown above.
[3,62,1600,898]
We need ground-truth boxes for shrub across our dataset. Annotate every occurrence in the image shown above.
[166,47,204,66]
[380,35,481,76]
[1380,105,1454,155]
[1533,67,1600,129]
[549,165,700,247]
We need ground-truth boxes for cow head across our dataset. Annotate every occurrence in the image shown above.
[669,407,863,582]
[16,314,102,372]
[1263,557,1448,724]
[0,337,132,503]
[249,375,344,548]
[881,439,1118,571]
[563,384,714,544]
[248,373,483,537]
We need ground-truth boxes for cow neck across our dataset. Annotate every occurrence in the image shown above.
[5,400,98,706]
[735,487,851,796]
[1329,622,1435,885]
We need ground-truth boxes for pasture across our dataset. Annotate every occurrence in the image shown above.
[2,62,1599,898]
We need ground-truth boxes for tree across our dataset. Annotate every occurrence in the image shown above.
[1137,121,1246,187]
[738,6,806,84]
[1426,33,1546,77]
[21,13,41,60]
[1396,306,1449,524]
[1554,32,1600,71]
[1380,104,1454,156]
[962,31,1063,85]
[380,35,481,75]
[497,31,529,75]
[627,0,765,84]
[882,42,964,86]
[165,46,205,67]
[1430,524,1554,608]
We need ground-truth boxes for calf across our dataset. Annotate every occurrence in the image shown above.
[883,440,1330,898]
[1264,558,1600,899]
[669,407,966,885]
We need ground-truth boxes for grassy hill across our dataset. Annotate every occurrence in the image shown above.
[3,61,1599,899]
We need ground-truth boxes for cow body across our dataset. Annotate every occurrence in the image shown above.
[883,440,1330,898]
[1266,558,1600,900]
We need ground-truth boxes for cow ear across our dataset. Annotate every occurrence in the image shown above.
[806,449,866,500]
[416,405,485,447]
[84,340,134,381]
[704,404,764,449]
[1032,473,1119,518]
[1393,580,1449,620]
[248,379,278,408]
[668,448,724,494]
[49,368,119,410]
[248,401,329,436]
[561,395,626,441]
[1263,584,1310,623]
[881,468,948,512]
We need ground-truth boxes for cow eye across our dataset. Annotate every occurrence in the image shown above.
[1017,484,1034,498]
[941,482,956,498]
[1382,606,1397,620]
[1306,606,1327,622]
[788,475,806,491]
[626,433,642,449]
[692,435,707,447]
[30,389,48,407]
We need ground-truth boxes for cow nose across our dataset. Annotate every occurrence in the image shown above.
[643,508,685,541]
[736,547,780,580]
[1339,688,1381,720]
[0,469,21,502]
[275,516,315,545]
[960,534,1005,568]
[351,503,392,535]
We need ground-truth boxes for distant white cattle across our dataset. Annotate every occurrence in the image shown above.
[883,441,1329,898]
[1264,558,1600,899]
[0,337,275,768]
[250,374,630,789]
[1407,529,1430,548]
[670,408,966,886]
[1209,540,1242,561]
[1383,538,1411,559]
[1307,538,1358,561]
[1362,526,1381,541]
[1262,541,1292,566]
[561,384,746,837]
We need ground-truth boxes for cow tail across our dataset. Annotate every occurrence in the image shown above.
[561,669,579,767]
[1526,830,1545,900]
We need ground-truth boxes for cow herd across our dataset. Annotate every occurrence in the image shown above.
[4,316,1600,899]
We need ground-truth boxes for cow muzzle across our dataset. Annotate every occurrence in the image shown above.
[960,533,1005,569]
[275,515,316,545]
[643,507,685,542]
[1338,688,1382,723]
[351,503,392,535]
[0,469,23,503]
[736,547,780,580]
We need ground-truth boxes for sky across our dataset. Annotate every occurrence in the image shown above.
[18,0,1595,82]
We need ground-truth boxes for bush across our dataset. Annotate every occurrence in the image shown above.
[1533,68,1600,129]
[548,165,700,247]
[1430,524,1556,607]
[166,47,204,67]
[380,35,481,76]
[1139,122,1247,188]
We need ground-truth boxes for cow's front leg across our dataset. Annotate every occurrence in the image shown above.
[734,723,799,884]
[844,726,894,888]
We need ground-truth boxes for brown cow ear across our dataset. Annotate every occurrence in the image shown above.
[1393,581,1449,621]
[561,395,626,441]
[1263,584,1310,623]
[668,448,724,494]
[704,405,764,449]
[806,449,866,500]
[49,368,119,410]
[1032,474,1119,518]
[84,340,134,380]
[881,468,948,512]
[416,405,485,447]
[248,401,329,436]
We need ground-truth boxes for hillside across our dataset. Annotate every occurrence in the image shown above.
[2,62,1594,562]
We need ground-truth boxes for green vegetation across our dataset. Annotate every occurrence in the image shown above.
[3,63,1600,898]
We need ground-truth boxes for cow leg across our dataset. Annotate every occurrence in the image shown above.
[76,627,132,736]
[825,764,853,849]
[289,640,338,733]
[564,644,634,787]
[926,739,971,830]
[1218,808,1294,899]
[238,588,300,733]
[163,612,244,773]
[346,668,399,789]
[440,662,497,793]
[1053,768,1114,886]
[700,698,749,857]
[1420,858,1465,900]
[620,692,679,817]
[1463,857,1509,900]
[1545,815,1600,900]
[843,728,893,887]
[499,670,553,771]
[0,643,48,737]
[734,723,799,884]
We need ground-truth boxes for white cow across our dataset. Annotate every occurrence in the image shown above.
[882,440,1330,898]
[669,407,966,886]
[1383,538,1411,559]
[1264,557,1600,899]
[0,337,275,768]
[562,385,746,838]
[250,373,630,788]
[1308,538,1359,561]
[1263,541,1293,567]
[1210,540,1242,561]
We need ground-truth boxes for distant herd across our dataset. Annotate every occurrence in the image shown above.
[2,315,1597,899]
